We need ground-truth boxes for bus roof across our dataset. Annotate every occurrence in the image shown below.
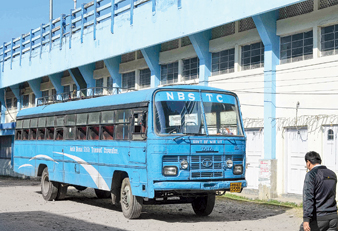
[16,85,234,119]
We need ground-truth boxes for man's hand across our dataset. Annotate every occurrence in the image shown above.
[303,221,311,231]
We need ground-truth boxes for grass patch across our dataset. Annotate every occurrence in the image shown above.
[221,193,302,208]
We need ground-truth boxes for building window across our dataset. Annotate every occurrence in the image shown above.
[328,129,334,140]
[6,99,12,109]
[241,42,264,70]
[42,90,49,98]
[183,57,199,81]
[122,72,135,90]
[107,77,113,93]
[31,94,35,106]
[321,24,338,57]
[161,62,179,85]
[23,95,29,108]
[281,31,313,64]
[212,48,235,76]
[52,89,57,101]
[95,78,104,95]
[13,98,17,109]
[140,69,151,89]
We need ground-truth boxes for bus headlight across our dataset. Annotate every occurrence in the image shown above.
[226,160,233,168]
[233,165,243,175]
[180,159,189,169]
[163,166,178,176]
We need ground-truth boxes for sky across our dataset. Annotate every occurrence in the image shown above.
[0,0,90,45]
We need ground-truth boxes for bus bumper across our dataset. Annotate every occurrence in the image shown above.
[153,179,247,191]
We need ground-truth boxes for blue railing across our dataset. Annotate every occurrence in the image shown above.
[0,0,182,73]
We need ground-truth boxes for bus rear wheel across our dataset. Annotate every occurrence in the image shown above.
[120,178,143,219]
[41,167,59,201]
[191,193,216,216]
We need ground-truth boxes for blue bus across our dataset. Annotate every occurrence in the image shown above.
[14,85,246,219]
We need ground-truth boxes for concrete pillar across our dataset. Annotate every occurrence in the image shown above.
[189,30,212,86]
[141,45,161,88]
[49,73,63,100]
[104,56,122,94]
[78,63,96,97]
[253,10,279,200]
[10,84,21,111]
[28,79,42,106]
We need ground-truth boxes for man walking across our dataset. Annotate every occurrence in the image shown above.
[300,151,337,231]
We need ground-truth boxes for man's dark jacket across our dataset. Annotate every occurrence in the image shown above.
[303,165,337,222]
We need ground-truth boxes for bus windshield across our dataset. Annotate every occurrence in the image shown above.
[154,90,243,136]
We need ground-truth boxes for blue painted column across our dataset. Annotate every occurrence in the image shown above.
[141,45,161,88]
[78,63,96,96]
[189,30,212,86]
[28,79,42,106]
[49,73,63,100]
[9,84,21,111]
[253,10,279,160]
[253,10,279,200]
[104,56,122,94]
[0,89,6,123]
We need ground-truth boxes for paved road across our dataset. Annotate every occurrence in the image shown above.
[0,176,302,231]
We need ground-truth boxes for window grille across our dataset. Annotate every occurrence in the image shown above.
[122,72,136,90]
[239,18,256,32]
[241,42,264,70]
[63,85,70,94]
[161,39,179,52]
[321,24,338,56]
[212,22,236,39]
[140,68,151,89]
[280,30,313,64]
[95,60,104,69]
[328,129,334,140]
[23,95,29,108]
[107,77,113,91]
[181,36,192,47]
[137,50,144,59]
[279,0,314,20]
[212,48,235,76]
[42,90,49,98]
[161,62,179,85]
[183,57,199,81]
[13,98,17,109]
[319,0,338,9]
[95,78,104,95]
[121,52,136,63]
[6,99,12,109]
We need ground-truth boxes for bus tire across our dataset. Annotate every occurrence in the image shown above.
[56,184,68,200]
[94,189,111,198]
[41,167,59,201]
[120,178,143,219]
[191,193,215,216]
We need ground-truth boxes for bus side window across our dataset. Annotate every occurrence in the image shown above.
[46,127,54,140]
[15,130,22,140]
[37,128,45,140]
[55,128,64,140]
[76,126,87,140]
[64,127,76,140]
[22,129,29,140]
[132,110,147,140]
[88,126,100,140]
[115,125,129,140]
[29,128,37,140]
[101,125,114,140]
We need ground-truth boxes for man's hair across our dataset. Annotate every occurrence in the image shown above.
[305,151,322,165]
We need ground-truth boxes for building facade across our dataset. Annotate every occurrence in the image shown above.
[1,0,338,198]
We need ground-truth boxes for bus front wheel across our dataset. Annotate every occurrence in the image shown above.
[120,178,143,219]
[41,167,59,201]
[191,193,216,216]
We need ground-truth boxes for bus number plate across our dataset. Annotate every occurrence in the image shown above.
[230,183,241,193]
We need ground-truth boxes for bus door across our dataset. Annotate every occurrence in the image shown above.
[129,109,148,164]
